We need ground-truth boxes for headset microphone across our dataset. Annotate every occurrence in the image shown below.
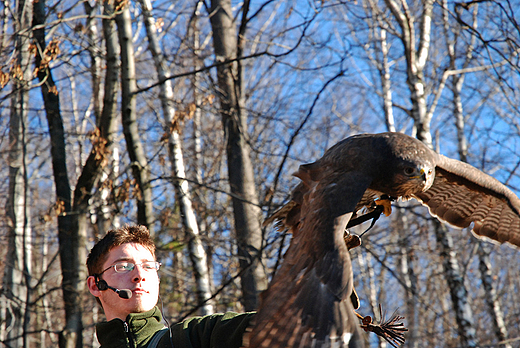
[95,277,133,299]
[110,286,133,299]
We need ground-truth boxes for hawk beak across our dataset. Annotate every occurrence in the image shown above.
[410,168,431,185]
[410,168,427,180]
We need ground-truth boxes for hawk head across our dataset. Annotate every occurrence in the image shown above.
[368,133,437,199]
[386,161,435,199]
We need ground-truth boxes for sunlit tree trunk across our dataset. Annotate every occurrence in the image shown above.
[39,236,54,348]
[365,11,417,343]
[396,209,418,348]
[115,0,155,232]
[384,0,434,143]
[3,2,32,346]
[434,222,477,347]
[83,0,102,120]
[139,0,214,314]
[99,0,122,232]
[358,250,387,348]
[478,245,511,348]
[191,0,215,296]
[208,0,267,311]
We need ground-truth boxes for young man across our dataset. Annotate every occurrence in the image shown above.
[86,225,254,348]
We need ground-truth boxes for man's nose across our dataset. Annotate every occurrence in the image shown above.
[132,264,147,282]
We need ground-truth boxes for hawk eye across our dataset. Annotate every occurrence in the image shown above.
[404,167,416,176]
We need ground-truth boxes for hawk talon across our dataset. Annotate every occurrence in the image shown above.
[375,197,393,217]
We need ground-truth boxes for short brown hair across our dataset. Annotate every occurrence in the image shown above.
[86,225,156,276]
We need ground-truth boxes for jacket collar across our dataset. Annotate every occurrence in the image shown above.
[96,306,166,347]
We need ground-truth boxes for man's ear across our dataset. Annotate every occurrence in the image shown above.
[87,276,102,297]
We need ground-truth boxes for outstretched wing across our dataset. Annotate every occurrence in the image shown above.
[245,168,372,348]
[413,154,520,247]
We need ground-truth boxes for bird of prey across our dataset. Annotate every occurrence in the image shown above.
[244,132,520,348]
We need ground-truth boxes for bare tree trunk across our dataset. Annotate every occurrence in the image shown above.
[444,3,510,344]
[358,250,387,348]
[99,0,122,232]
[395,209,418,348]
[434,221,477,347]
[381,2,478,346]
[83,1,102,120]
[383,2,478,346]
[39,237,54,348]
[33,2,86,346]
[478,245,512,348]
[33,1,122,346]
[139,0,214,315]
[384,0,434,143]
[378,27,395,133]
[208,0,267,311]
[71,0,120,249]
[84,1,117,236]
[444,5,511,342]
[3,2,32,346]
[191,0,215,297]
[115,0,155,233]
[368,12,417,343]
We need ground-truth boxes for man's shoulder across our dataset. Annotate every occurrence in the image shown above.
[168,312,256,348]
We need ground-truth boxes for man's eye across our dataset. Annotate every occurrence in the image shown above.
[116,263,133,271]
[143,262,156,269]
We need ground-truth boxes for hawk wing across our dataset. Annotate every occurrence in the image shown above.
[245,168,371,348]
[414,154,520,247]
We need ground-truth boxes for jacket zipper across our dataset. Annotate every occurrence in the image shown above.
[123,321,135,347]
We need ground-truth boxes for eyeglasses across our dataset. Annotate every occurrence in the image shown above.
[99,261,161,275]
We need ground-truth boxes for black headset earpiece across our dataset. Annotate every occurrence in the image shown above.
[95,276,108,291]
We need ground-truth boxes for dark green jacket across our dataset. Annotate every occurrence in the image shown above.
[95,306,255,348]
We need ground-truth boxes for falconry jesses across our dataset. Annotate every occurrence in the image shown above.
[244,132,520,348]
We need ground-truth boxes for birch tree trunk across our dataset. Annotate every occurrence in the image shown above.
[369,13,418,344]
[3,1,32,345]
[383,0,434,143]
[477,245,511,348]
[99,0,122,232]
[363,11,419,343]
[396,209,418,348]
[84,0,110,234]
[191,0,215,296]
[208,0,267,311]
[358,250,387,348]
[444,3,510,345]
[115,0,155,233]
[434,221,477,347]
[83,1,102,120]
[139,0,214,315]
[383,1,478,346]
[445,7,510,344]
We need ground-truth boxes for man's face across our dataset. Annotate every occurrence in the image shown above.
[88,242,160,321]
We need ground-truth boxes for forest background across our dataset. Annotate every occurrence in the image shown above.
[1,0,520,347]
